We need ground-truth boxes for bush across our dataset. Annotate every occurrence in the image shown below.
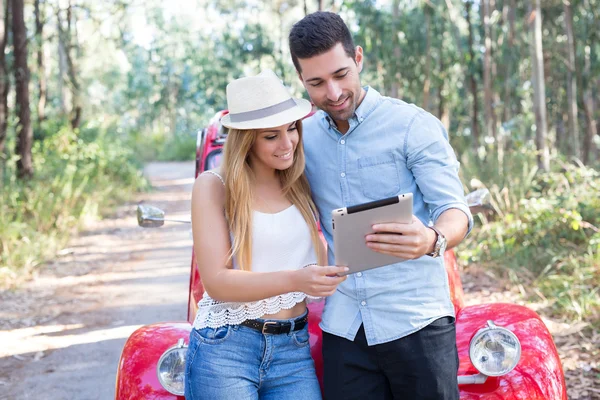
[0,123,148,286]
[156,133,196,161]
[459,143,600,323]
[128,131,197,162]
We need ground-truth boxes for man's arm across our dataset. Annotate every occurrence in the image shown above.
[366,111,472,260]
[429,208,469,251]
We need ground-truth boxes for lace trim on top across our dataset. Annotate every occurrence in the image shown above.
[193,292,320,329]
[203,170,225,185]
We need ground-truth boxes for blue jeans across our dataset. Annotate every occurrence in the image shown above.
[185,313,321,400]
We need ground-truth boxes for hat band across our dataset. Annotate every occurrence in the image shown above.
[229,98,297,123]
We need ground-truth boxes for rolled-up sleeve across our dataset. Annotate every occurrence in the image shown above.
[405,111,473,236]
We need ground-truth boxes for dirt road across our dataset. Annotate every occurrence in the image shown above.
[0,162,196,400]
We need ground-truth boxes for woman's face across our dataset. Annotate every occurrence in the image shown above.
[249,121,299,171]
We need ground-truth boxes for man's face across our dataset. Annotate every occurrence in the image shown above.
[297,43,364,126]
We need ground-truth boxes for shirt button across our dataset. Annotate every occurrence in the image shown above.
[356,272,362,277]
[361,301,367,306]
[340,139,346,145]
[340,172,346,178]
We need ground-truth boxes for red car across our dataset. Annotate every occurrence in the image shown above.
[115,111,567,399]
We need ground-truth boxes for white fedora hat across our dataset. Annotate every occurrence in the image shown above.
[220,69,312,130]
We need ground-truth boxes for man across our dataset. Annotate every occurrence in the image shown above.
[289,11,473,400]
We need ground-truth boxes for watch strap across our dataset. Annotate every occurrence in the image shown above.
[427,226,446,257]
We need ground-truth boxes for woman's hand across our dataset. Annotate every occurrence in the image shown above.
[292,265,348,297]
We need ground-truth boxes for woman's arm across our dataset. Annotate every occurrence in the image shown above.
[191,174,346,303]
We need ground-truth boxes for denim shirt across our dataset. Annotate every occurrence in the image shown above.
[303,87,473,345]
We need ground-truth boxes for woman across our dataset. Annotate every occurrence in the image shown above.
[184,69,348,400]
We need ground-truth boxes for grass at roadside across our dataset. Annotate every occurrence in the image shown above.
[457,142,600,325]
[0,123,149,288]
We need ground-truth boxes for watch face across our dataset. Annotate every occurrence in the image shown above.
[440,240,447,254]
[436,234,447,257]
[440,236,448,253]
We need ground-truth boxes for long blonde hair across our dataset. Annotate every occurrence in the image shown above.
[221,119,325,271]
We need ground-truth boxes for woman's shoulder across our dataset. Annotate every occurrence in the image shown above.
[193,168,225,204]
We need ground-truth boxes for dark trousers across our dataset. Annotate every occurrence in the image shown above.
[323,317,459,400]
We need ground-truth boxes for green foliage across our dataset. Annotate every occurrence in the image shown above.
[150,133,197,162]
[115,5,278,143]
[156,134,196,161]
[125,131,197,162]
[459,143,600,322]
[0,123,148,286]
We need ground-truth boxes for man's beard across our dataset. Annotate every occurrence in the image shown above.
[324,93,354,121]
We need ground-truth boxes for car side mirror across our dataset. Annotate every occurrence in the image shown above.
[137,204,166,228]
[136,204,191,227]
[466,188,492,215]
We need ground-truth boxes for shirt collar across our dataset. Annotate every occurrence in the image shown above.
[354,86,380,122]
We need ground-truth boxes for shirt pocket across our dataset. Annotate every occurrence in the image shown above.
[358,152,401,200]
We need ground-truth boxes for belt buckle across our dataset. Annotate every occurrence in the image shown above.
[262,321,278,334]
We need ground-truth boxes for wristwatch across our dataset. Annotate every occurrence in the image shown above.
[427,226,447,258]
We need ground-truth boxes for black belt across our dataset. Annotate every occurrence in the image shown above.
[241,314,308,334]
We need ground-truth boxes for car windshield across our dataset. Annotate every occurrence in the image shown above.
[205,150,223,170]
[218,123,228,137]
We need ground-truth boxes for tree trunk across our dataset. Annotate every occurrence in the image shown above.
[502,0,516,125]
[11,0,33,178]
[66,2,80,129]
[556,114,566,152]
[582,93,597,165]
[482,0,495,141]
[57,12,68,115]
[422,4,432,110]
[34,0,46,126]
[490,0,499,142]
[318,0,323,11]
[438,56,449,131]
[57,3,81,129]
[596,77,600,161]
[0,0,9,156]
[563,0,580,160]
[465,0,480,148]
[597,77,600,161]
[529,0,550,171]
[390,0,401,99]
[582,46,597,164]
[437,13,449,130]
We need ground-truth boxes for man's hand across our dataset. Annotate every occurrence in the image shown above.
[365,215,436,260]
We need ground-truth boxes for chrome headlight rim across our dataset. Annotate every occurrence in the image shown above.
[156,338,188,396]
[468,320,521,377]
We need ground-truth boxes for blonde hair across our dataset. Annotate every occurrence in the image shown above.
[221,119,325,271]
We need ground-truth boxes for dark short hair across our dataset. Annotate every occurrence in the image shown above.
[289,11,356,73]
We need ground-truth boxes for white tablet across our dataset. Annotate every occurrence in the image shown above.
[332,193,413,276]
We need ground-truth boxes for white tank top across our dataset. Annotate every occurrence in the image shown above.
[193,171,318,329]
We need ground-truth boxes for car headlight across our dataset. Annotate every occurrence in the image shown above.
[469,320,521,377]
[157,338,187,395]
